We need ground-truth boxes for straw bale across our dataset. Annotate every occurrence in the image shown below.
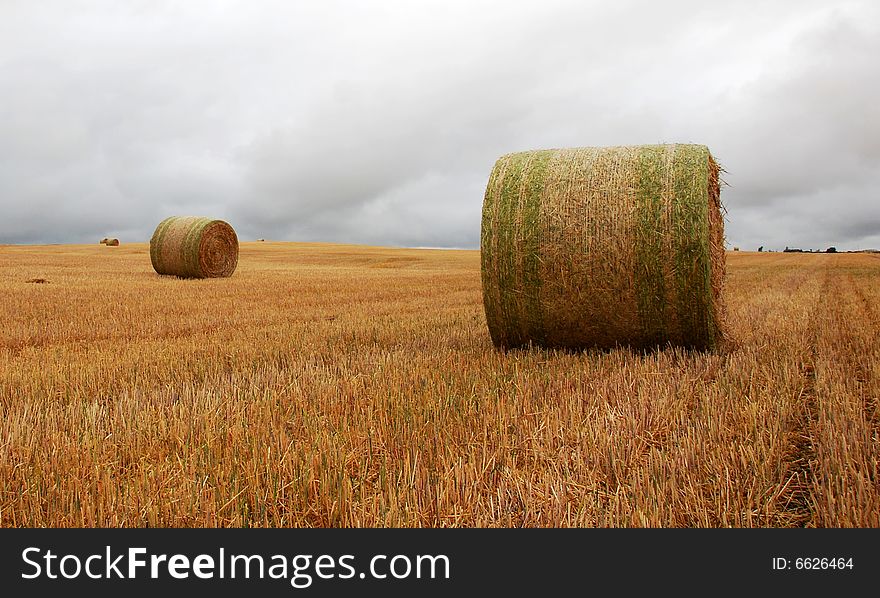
[480,144,725,350]
[150,216,238,278]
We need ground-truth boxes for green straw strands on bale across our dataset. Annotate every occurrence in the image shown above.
[149,216,239,278]
[481,144,726,351]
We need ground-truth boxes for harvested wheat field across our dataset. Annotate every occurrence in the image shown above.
[0,243,877,527]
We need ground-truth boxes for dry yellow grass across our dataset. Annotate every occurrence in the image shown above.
[0,243,877,527]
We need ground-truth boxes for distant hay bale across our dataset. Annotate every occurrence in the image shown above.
[481,143,726,351]
[104,238,119,246]
[149,216,238,278]
[100,238,108,245]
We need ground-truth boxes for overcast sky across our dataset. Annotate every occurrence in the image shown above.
[1,0,877,250]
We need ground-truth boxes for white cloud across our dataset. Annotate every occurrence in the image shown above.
[0,0,877,249]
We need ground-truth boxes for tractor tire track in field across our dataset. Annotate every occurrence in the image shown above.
[779,358,819,526]
[773,262,828,527]
[843,274,879,446]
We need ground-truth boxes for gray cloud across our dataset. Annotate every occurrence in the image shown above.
[1,0,877,250]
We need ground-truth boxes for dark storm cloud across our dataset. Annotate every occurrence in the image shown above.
[1,0,877,250]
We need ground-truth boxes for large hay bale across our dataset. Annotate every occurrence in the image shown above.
[481,143,725,351]
[149,216,238,278]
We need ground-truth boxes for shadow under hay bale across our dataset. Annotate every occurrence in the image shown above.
[481,143,726,352]
[150,216,238,278]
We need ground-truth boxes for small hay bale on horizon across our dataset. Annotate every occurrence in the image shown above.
[104,238,120,246]
[99,238,108,245]
[481,143,726,351]
[149,216,238,278]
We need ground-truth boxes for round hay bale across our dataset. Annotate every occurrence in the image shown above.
[149,216,238,278]
[100,238,108,245]
[480,143,725,351]
[104,238,120,246]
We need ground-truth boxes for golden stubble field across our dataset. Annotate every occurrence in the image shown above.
[1,242,877,527]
